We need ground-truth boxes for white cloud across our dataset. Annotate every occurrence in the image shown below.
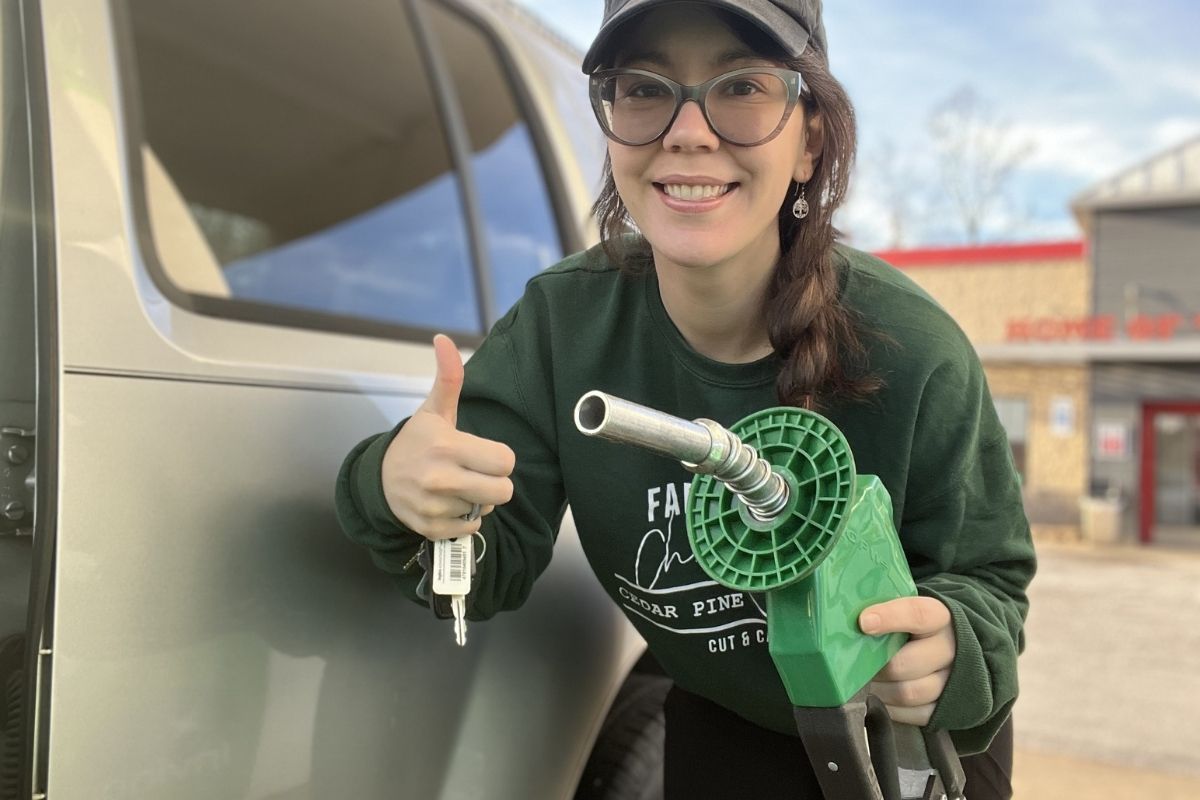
[1007,121,1129,181]
[1152,118,1200,151]
[836,188,896,251]
[1159,65,1200,102]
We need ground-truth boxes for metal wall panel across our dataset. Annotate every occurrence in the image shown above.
[1093,207,1200,338]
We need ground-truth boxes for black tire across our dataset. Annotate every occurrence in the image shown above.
[574,673,670,800]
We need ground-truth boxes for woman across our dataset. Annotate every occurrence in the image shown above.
[335,1,1032,797]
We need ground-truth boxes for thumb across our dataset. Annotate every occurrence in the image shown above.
[420,334,464,425]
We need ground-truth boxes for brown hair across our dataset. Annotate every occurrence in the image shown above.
[591,16,882,410]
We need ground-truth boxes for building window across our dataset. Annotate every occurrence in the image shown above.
[1153,413,1200,526]
[993,397,1029,480]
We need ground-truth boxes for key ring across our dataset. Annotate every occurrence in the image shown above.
[461,504,486,563]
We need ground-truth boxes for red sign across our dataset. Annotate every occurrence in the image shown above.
[1006,313,1196,342]
[1096,423,1129,459]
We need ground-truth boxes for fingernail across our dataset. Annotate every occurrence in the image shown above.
[861,613,880,634]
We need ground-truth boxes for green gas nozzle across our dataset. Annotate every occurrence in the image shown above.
[575,390,912,707]
[575,392,966,800]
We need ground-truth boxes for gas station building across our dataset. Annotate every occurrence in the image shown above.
[874,135,1200,548]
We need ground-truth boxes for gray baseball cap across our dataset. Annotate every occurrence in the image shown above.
[581,0,827,73]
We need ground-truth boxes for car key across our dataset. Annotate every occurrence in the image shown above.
[430,504,481,644]
[433,535,472,645]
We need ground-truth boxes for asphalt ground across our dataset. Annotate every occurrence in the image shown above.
[1011,541,1200,798]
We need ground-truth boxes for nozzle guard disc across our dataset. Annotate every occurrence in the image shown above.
[685,407,856,592]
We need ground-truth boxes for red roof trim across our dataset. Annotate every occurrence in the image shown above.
[874,240,1086,268]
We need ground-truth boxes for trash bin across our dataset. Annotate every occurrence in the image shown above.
[1079,496,1122,544]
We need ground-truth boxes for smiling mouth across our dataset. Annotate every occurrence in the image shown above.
[654,182,738,201]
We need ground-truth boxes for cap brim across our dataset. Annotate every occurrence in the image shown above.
[582,0,812,73]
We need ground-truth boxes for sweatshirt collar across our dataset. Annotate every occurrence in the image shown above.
[643,268,780,388]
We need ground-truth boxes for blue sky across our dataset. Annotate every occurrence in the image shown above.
[511,0,1200,249]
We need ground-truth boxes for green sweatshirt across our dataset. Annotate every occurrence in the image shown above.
[335,241,1035,754]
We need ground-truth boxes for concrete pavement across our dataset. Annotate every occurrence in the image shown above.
[1012,541,1200,798]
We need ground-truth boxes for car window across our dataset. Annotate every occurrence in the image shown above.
[126,0,483,336]
[421,0,563,320]
[518,33,606,198]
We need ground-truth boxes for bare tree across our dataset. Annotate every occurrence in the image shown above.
[867,137,926,249]
[927,86,1035,243]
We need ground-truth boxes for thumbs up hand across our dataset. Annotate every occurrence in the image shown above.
[421,333,467,426]
[382,335,516,540]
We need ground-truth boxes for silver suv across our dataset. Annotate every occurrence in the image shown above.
[0,0,660,797]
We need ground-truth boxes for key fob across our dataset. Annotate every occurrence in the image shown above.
[416,540,455,619]
[431,592,455,620]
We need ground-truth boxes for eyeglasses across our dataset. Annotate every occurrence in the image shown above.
[589,67,805,147]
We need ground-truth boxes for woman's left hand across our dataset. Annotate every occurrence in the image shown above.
[859,596,956,726]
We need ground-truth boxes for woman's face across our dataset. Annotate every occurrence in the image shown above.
[607,5,822,273]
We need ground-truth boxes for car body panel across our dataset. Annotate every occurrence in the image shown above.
[24,0,644,797]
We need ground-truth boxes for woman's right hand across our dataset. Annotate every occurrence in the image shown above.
[381,334,516,540]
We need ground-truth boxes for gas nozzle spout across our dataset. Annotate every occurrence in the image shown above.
[574,390,789,522]
[574,391,714,464]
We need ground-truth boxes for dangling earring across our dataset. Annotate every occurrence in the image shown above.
[792,183,810,220]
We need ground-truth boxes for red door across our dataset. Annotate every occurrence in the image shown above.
[1140,402,1200,544]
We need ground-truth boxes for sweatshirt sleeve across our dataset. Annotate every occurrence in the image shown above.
[334,422,428,599]
[334,296,566,621]
[899,350,1037,755]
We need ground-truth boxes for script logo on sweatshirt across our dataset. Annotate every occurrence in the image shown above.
[612,481,768,655]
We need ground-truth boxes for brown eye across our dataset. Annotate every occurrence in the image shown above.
[627,82,669,99]
[725,80,763,97]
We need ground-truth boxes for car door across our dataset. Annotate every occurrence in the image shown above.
[6,0,643,797]
[1,0,61,795]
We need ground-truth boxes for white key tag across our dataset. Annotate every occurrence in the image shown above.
[432,535,473,597]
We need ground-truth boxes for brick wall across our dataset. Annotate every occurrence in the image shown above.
[900,258,1091,346]
[889,253,1092,537]
[987,364,1090,531]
